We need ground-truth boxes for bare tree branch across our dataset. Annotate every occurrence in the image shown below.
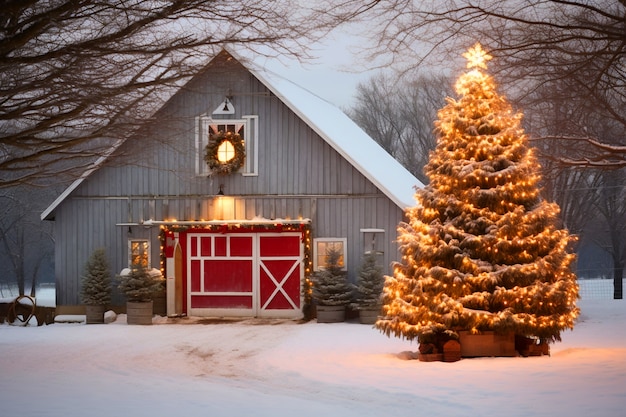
[0,0,369,187]
[531,136,626,167]
[350,0,626,168]
[348,72,451,183]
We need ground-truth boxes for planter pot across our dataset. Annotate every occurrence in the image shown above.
[153,292,166,316]
[126,301,153,325]
[85,304,105,324]
[443,340,462,362]
[316,305,346,323]
[358,306,381,324]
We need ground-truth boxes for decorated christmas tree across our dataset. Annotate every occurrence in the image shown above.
[375,44,579,345]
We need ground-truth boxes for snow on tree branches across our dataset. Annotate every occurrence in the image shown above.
[375,44,580,344]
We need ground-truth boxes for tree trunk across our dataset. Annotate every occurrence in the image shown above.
[614,259,624,300]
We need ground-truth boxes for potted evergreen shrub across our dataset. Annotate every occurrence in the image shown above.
[353,252,385,324]
[117,264,163,325]
[311,247,351,323]
[80,248,112,324]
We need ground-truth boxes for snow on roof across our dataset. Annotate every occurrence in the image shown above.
[42,51,422,221]
[41,139,124,221]
[242,56,423,209]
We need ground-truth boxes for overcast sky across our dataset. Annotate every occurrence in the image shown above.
[260,24,450,111]
[260,27,384,110]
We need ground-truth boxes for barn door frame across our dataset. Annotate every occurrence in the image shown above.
[185,231,304,318]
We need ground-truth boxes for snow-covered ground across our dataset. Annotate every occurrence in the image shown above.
[1,287,625,417]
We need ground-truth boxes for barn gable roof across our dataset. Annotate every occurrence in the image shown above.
[42,50,422,221]
[244,57,423,209]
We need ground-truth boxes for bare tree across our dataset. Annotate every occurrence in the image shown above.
[523,77,625,294]
[0,0,378,188]
[524,78,605,234]
[586,169,626,299]
[348,72,451,183]
[0,193,53,297]
[349,0,626,167]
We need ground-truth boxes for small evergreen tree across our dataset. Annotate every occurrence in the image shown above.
[354,252,385,308]
[117,264,162,302]
[311,247,352,306]
[376,44,579,344]
[80,248,111,306]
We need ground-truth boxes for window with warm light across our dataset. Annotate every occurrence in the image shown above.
[129,239,150,268]
[313,238,347,271]
[217,139,236,163]
[195,116,258,176]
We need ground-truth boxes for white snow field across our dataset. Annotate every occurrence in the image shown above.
[1,289,625,417]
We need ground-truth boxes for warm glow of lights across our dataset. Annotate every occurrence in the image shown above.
[217,140,235,163]
[375,41,579,346]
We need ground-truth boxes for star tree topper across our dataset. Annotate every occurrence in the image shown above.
[463,43,492,69]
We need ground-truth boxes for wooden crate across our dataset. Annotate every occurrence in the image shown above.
[459,331,516,357]
[516,335,551,357]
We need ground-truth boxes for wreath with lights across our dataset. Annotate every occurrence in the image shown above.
[204,131,246,175]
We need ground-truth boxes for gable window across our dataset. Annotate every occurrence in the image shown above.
[129,239,150,268]
[196,115,258,176]
[313,238,347,271]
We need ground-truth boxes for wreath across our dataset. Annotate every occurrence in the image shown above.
[204,130,246,175]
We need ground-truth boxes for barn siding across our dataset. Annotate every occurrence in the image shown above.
[55,194,405,306]
[75,58,381,200]
[50,52,414,307]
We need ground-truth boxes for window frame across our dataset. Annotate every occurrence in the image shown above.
[313,237,348,271]
[128,239,151,268]
[360,228,385,268]
[195,115,258,176]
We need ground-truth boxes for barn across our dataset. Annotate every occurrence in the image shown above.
[41,49,423,319]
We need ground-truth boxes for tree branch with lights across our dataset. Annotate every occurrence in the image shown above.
[375,44,580,347]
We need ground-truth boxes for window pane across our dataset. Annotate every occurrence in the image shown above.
[315,239,345,270]
[217,140,235,162]
[130,240,149,267]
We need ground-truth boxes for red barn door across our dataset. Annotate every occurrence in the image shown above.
[186,231,303,318]
[258,234,303,317]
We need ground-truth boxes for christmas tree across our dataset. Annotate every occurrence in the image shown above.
[117,264,163,302]
[353,252,385,308]
[375,44,579,344]
[311,247,352,307]
[80,248,112,306]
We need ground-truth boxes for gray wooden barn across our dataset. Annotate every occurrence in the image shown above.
[41,50,423,319]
